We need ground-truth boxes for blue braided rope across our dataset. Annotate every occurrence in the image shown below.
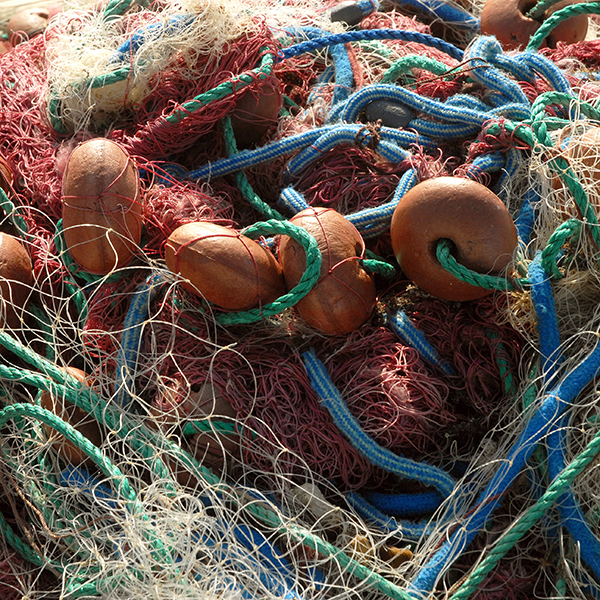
[530,254,600,581]
[492,53,536,85]
[346,168,418,238]
[515,185,539,246]
[292,27,354,106]
[286,126,411,176]
[190,127,337,181]
[307,65,334,105]
[518,51,571,94]
[407,333,600,597]
[280,29,464,62]
[302,348,457,498]
[345,491,434,540]
[409,119,479,140]
[365,490,443,517]
[494,147,524,201]
[233,524,302,598]
[278,187,310,215]
[336,84,492,127]
[465,37,530,108]
[357,0,380,15]
[464,152,506,180]
[60,465,120,510]
[110,14,196,63]
[115,272,165,408]
[389,310,456,376]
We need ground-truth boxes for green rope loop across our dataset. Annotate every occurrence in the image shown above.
[361,250,396,278]
[527,2,600,50]
[221,116,284,221]
[215,219,321,326]
[436,239,523,292]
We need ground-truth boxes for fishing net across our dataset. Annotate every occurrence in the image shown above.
[3,0,600,598]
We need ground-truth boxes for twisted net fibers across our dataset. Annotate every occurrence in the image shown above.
[6,0,600,599]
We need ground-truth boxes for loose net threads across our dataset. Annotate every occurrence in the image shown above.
[9,0,600,597]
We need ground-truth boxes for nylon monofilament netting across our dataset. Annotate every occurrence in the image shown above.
[4,0,600,598]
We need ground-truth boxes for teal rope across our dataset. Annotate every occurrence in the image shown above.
[436,239,524,292]
[215,220,321,326]
[221,116,284,221]
[54,220,123,284]
[527,2,600,50]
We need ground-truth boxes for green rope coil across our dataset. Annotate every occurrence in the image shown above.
[436,239,522,292]
[215,219,321,326]
[527,2,600,50]
[448,415,600,600]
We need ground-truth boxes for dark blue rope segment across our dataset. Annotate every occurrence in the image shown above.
[280,29,464,62]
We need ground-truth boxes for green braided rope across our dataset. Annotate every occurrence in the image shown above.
[361,250,396,278]
[540,219,581,279]
[243,500,413,600]
[285,522,413,600]
[221,116,284,221]
[526,0,563,21]
[448,416,600,600]
[530,91,600,124]
[182,420,238,436]
[0,404,135,505]
[358,39,394,58]
[527,2,600,50]
[215,220,322,326]
[436,239,522,292]
[29,303,56,361]
[0,337,418,600]
[102,0,137,19]
[381,55,451,83]
[487,102,600,276]
[0,404,178,569]
[164,51,274,126]
[0,329,220,496]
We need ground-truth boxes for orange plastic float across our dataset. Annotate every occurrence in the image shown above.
[390,177,518,301]
[278,207,376,335]
[62,138,143,275]
[165,221,286,311]
[480,0,588,50]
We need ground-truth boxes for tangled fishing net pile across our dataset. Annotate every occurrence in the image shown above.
[2,0,600,597]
